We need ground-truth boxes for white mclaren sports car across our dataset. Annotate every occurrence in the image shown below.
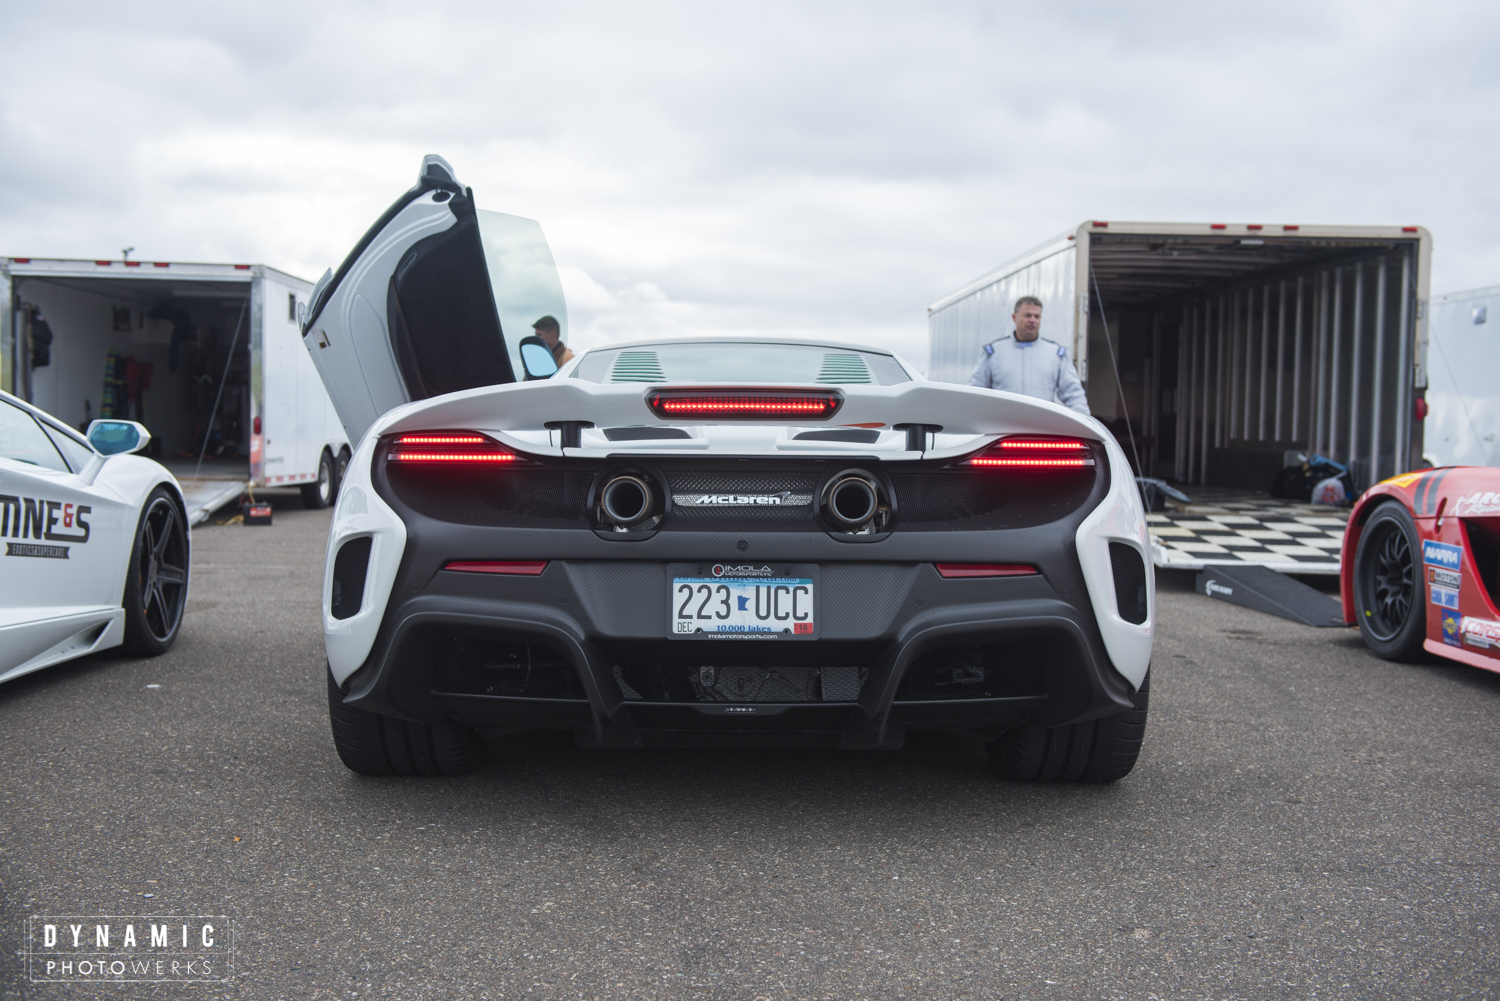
[305,157,1153,781]
[0,391,189,682]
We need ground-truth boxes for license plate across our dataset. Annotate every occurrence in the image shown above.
[671,576,814,637]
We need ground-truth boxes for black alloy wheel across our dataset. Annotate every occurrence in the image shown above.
[1353,501,1426,661]
[302,449,335,509]
[121,487,190,656]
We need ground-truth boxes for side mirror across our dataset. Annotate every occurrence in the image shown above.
[87,420,152,456]
[518,336,560,380]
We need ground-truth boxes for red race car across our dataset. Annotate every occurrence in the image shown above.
[1344,467,1500,671]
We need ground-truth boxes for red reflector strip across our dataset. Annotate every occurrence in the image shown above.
[1210,223,1227,230]
[389,451,518,463]
[1402,226,1419,233]
[1283,224,1300,231]
[936,564,1037,578]
[444,561,548,575]
[125,260,140,266]
[95,260,112,266]
[646,388,842,420]
[968,457,1091,468]
[1246,224,1263,231]
[1091,220,1108,228]
[235,264,251,269]
[11,258,29,263]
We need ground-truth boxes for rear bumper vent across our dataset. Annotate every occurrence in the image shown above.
[1109,542,1149,624]
[330,536,373,620]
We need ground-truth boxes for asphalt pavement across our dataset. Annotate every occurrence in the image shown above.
[1,497,1497,1000]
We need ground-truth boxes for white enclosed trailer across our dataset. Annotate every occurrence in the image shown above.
[1425,283,1500,469]
[1,257,348,523]
[929,221,1433,493]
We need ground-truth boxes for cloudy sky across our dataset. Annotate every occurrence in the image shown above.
[2,1,1496,370]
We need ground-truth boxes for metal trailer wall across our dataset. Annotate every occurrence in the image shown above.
[929,223,1431,491]
[1424,283,1500,468]
[927,234,1081,385]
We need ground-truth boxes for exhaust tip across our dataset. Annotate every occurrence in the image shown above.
[601,475,654,526]
[827,475,878,527]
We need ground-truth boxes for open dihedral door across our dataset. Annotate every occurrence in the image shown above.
[301,155,542,444]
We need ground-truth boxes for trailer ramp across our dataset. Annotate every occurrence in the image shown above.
[1148,488,1347,575]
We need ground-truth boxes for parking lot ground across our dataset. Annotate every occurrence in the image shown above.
[1,498,1497,999]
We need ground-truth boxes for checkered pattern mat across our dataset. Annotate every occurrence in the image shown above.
[1148,490,1350,575]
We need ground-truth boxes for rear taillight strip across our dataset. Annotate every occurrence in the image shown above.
[965,435,1095,468]
[386,430,522,464]
[389,452,518,463]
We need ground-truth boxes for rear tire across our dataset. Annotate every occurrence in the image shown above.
[120,487,189,657]
[301,449,335,509]
[1352,501,1427,662]
[327,671,487,776]
[988,674,1149,783]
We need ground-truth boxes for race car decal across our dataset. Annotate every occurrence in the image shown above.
[1441,609,1462,647]
[1429,566,1462,588]
[1423,540,1462,570]
[1413,469,1453,516]
[1430,584,1460,610]
[1461,616,1500,650]
[1380,471,1426,489]
[1452,491,1500,517]
[0,496,92,545]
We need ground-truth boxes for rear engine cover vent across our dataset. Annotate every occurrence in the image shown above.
[1109,542,1149,624]
[609,350,666,382]
[816,353,872,384]
[330,536,372,620]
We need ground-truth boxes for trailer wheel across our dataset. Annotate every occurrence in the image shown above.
[332,447,351,503]
[327,671,487,776]
[301,449,335,509]
[988,674,1149,783]
[1353,501,1427,661]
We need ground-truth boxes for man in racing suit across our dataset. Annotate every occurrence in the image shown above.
[967,296,1091,415]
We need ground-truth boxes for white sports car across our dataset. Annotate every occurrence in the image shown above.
[306,157,1153,781]
[0,391,189,682]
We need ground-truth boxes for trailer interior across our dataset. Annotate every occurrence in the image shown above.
[1085,229,1423,491]
[12,272,253,513]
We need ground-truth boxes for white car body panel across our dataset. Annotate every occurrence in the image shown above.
[321,365,1153,688]
[0,392,187,681]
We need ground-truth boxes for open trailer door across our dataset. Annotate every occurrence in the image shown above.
[300,155,568,444]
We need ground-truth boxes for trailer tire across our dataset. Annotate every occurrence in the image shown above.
[301,449,335,509]
[332,447,351,503]
[987,674,1149,783]
[327,671,487,776]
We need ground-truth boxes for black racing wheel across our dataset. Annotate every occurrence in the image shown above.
[121,486,189,656]
[1353,501,1426,661]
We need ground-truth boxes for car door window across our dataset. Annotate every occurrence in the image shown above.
[0,400,69,472]
[40,421,97,473]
